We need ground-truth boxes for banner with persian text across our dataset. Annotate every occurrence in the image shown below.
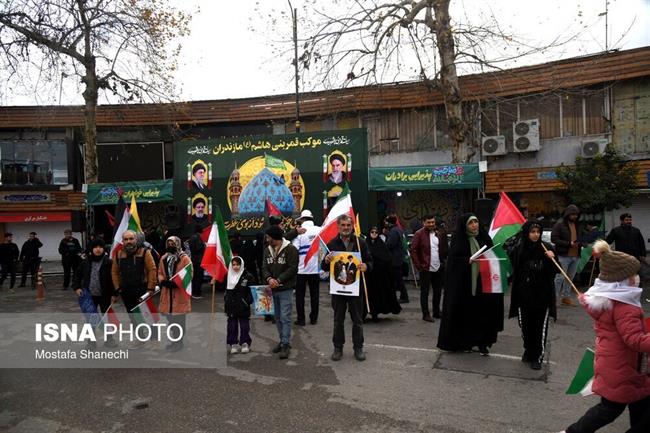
[368,164,481,191]
[173,129,368,234]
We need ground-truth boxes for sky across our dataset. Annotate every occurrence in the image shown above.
[3,0,650,105]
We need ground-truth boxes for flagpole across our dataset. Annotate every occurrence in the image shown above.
[541,243,581,296]
[354,235,371,313]
[588,257,597,287]
[211,280,216,318]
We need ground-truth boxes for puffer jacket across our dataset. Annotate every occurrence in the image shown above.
[582,294,650,403]
[551,204,584,256]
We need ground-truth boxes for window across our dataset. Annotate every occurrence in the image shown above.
[0,140,68,185]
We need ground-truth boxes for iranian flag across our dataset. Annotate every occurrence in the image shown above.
[100,305,121,327]
[201,207,232,282]
[566,348,595,396]
[110,208,131,258]
[131,297,160,324]
[265,197,282,217]
[171,262,193,299]
[303,191,354,266]
[482,192,527,294]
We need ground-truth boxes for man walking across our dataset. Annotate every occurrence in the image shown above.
[111,230,157,317]
[551,204,583,306]
[322,214,373,362]
[262,225,299,360]
[606,213,647,261]
[58,229,82,290]
[19,232,42,288]
[385,215,408,303]
[410,215,448,322]
[0,233,19,293]
[292,209,322,326]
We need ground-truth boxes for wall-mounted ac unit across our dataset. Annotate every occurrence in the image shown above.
[513,119,540,152]
[481,135,506,156]
[581,138,609,158]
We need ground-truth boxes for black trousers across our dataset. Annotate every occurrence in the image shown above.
[61,256,79,288]
[392,265,407,300]
[191,261,204,297]
[166,314,186,343]
[0,262,16,289]
[332,294,364,349]
[420,270,443,317]
[21,257,40,287]
[567,395,650,433]
[295,274,320,323]
[518,306,550,363]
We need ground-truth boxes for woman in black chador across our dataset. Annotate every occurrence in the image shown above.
[364,226,401,322]
[437,213,504,355]
[507,220,558,370]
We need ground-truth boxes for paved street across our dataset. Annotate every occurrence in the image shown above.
[0,275,646,433]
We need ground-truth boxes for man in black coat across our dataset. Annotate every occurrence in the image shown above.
[0,232,19,292]
[58,229,82,290]
[321,214,373,362]
[19,231,42,288]
[550,204,583,306]
[606,213,647,261]
[385,215,408,303]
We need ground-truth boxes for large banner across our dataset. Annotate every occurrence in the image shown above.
[173,129,368,234]
[369,164,481,191]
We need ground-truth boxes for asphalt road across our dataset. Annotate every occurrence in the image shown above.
[0,275,645,433]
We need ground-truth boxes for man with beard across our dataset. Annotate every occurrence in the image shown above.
[19,232,42,288]
[606,213,647,261]
[111,230,157,345]
[551,204,584,307]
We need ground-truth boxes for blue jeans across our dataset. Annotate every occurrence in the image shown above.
[555,255,579,298]
[273,289,293,345]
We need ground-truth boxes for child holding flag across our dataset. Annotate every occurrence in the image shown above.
[225,256,255,354]
[560,240,650,433]
[158,236,192,352]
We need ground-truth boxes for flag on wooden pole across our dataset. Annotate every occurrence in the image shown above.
[201,207,232,282]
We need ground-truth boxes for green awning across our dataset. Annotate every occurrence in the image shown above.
[87,180,173,205]
[369,164,481,191]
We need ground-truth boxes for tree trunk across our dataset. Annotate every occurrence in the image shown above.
[432,0,470,163]
[82,58,99,184]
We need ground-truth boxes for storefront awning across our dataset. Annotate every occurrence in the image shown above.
[0,212,71,223]
[368,164,481,191]
[87,179,173,205]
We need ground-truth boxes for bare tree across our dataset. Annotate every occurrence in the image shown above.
[294,0,577,163]
[0,0,190,183]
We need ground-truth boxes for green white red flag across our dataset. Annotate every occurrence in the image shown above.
[131,297,160,324]
[566,348,595,396]
[304,191,354,266]
[171,262,193,299]
[100,305,121,327]
[201,207,232,282]
[110,208,131,259]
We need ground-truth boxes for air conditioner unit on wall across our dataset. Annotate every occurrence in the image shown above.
[481,135,507,156]
[581,138,609,158]
[513,119,540,152]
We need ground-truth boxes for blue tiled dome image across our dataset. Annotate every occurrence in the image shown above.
[238,168,294,216]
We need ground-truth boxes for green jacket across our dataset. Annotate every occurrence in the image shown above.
[262,239,299,291]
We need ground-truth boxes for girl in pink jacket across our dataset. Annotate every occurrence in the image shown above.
[562,240,650,433]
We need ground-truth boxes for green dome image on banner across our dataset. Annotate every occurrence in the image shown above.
[238,168,294,216]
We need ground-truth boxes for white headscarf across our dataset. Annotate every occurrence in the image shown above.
[226,256,245,290]
[585,277,642,309]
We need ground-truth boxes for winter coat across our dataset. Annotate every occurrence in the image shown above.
[606,225,647,259]
[261,239,299,291]
[0,242,19,265]
[58,237,82,258]
[111,247,157,292]
[321,234,373,297]
[157,253,192,314]
[72,254,115,299]
[385,225,405,267]
[583,294,650,403]
[410,228,448,272]
[551,205,585,256]
[224,270,255,318]
[20,238,42,261]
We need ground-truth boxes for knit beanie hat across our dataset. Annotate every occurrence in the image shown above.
[266,225,284,241]
[593,240,640,282]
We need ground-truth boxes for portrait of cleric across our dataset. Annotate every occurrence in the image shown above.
[190,196,210,228]
[325,152,349,209]
[191,162,208,191]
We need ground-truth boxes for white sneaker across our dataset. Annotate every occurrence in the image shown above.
[241,343,250,354]
[230,344,240,354]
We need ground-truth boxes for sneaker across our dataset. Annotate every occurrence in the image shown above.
[310,319,318,325]
[478,346,489,356]
[279,344,290,359]
[561,297,577,307]
[191,295,203,300]
[294,320,305,326]
[9,288,15,294]
[531,360,542,370]
[331,347,343,361]
[272,343,282,353]
[353,348,366,361]
[241,343,250,354]
[230,344,240,354]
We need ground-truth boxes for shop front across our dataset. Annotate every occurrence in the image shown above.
[368,164,481,232]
